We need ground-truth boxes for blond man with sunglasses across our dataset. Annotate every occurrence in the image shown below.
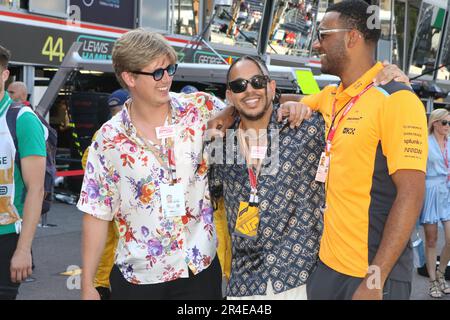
[78,30,227,300]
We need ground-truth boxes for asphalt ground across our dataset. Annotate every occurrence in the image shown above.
[14,202,450,300]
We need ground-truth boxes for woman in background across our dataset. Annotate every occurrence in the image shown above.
[420,108,450,298]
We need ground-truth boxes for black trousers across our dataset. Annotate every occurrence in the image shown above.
[110,255,223,300]
[307,260,411,300]
[0,233,20,300]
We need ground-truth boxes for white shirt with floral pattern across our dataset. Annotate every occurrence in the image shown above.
[77,92,225,284]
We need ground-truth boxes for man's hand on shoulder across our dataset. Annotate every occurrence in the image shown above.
[207,104,236,139]
[373,61,410,87]
[278,101,312,129]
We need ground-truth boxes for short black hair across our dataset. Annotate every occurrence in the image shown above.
[326,0,381,44]
[0,45,11,70]
[226,55,270,85]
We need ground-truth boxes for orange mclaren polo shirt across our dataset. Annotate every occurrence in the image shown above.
[301,62,428,280]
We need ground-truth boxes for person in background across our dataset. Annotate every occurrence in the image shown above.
[81,88,130,300]
[49,99,71,149]
[107,89,129,117]
[7,82,30,106]
[5,80,37,284]
[420,108,450,298]
[50,99,70,132]
[0,45,46,300]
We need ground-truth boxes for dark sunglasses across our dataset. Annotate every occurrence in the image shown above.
[228,75,269,93]
[130,64,178,81]
[440,120,450,126]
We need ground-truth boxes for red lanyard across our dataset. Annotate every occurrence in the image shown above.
[167,147,176,184]
[248,167,258,194]
[130,102,177,183]
[238,123,264,203]
[162,111,176,184]
[247,167,261,204]
[326,84,374,153]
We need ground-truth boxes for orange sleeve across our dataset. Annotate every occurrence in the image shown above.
[380,91,428,175]
[300,91,322,111]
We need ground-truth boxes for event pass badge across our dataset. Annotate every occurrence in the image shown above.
[315,152,330,183]
[156,125,175,140]
[234,201,259,240]
[160,184,186,218]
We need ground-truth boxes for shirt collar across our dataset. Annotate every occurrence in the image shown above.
[0,91,12,117]
[335,62,383,98]
[269,104,287,131]
[121,99,135,137]
[120,97,178,142]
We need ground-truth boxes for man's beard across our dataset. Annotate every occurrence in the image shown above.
[237,93,272,121]
[321,45,348,76]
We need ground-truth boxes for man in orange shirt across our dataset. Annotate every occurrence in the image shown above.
[299,0,427,300]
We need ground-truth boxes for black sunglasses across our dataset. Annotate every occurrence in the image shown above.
[440,120,450,126]
[228,75,270,93]
[130,64,178,81]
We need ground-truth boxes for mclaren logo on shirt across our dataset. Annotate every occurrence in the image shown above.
[342,127,356,135]
[347,116,363,121]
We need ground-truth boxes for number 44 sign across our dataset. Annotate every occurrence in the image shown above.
[41,36,65,63]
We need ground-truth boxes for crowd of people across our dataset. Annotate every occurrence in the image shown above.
[0,0,449,300]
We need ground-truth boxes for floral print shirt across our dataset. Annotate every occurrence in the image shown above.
[77,92,225,284]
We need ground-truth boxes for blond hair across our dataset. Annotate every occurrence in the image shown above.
[428,108,450,134]
[112,29,178,89]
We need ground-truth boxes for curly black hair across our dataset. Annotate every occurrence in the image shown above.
[326,0,381,44]
[226,55,270,85]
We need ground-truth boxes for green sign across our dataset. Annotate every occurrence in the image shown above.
[76,35,115,60]
[295,69,320,94]
[431,7,446,30]
[0,21,117,66]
